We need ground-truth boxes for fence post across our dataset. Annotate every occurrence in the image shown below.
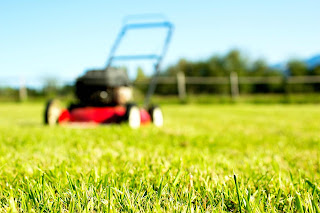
[230,71,239,99]
[177,71,186,101]
[19,78,27,101]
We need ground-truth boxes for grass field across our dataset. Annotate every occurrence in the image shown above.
[0,102,319,212]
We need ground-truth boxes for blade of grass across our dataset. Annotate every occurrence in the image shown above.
[234,174,242,213]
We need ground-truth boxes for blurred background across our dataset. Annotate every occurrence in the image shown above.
[1,0,319,104]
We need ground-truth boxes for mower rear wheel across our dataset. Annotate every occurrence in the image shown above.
[125,104,141,129]
[149,106,163,127]
[44,99,61,125]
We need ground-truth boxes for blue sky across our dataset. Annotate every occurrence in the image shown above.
[1,0,319,87]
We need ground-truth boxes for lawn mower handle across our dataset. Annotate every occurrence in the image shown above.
[105,15,174,107]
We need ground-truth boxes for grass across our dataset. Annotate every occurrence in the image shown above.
[0,102,319,212]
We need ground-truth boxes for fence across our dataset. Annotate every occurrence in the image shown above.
[3,73,320,101]
[134,72,320,100]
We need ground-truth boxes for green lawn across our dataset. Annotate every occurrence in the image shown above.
[0,103,319,212]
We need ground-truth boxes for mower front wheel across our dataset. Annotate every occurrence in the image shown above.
[44,99,61,125]
[125,104,141,129]
[149,106,163,127]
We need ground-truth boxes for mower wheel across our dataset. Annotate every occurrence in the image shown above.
[125,103,141,129]
[44,99,61,125]
[149,106,163,127]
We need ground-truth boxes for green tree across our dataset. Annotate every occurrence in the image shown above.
[135,67,147,81]
[250,59,268,76]
[134,67,149,94]
[287,60,307,76]
[310,65,320,91]
[287,60,309,92]
[223,49,248,76]
[249,59,283,93]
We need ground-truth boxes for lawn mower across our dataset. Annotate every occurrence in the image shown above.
[44,16,174,128]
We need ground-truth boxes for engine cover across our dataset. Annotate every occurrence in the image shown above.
[75,68,131,106]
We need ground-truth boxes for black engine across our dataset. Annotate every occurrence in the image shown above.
[75,68,131,106]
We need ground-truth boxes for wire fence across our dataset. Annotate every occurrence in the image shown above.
[2,73,320,101]
[134,72,320,100]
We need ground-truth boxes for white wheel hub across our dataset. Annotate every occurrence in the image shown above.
[47,101,61,125]
[128,107,141,129]
[152,108,163,127]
